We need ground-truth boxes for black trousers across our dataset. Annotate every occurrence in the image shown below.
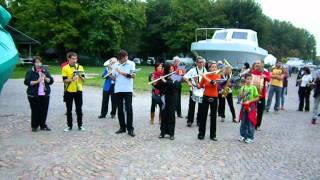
[298,87,311,111]
[199,96,218,138]
[187,91,201,124]
[65,91,83,128]
[218,93,236,119]
[160,94,176,136]
[151,94,162,113]
[175,82,182,116]
[28,96,50,129]
[116,92,133,131]
[100,84,117,116]
[256,98,265,128]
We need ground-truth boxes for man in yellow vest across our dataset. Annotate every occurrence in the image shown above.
[62,52,85,131]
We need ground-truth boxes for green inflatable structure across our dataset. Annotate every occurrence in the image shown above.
[0,5,18,93]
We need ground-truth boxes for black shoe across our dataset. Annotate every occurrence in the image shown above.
[40,126,51,131]
[198,135,204,140]
[115,129,126,134]
[187,122,192,127]
[98,115,106,119]
[177,115,184,118]
[158,133,164,138]
[169,136,174,140]
[111,114,115,119]
[128,130,135,137]
[210,137,218,141]
[32,128,37,132]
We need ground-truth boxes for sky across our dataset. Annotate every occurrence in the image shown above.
[256,0,319,56]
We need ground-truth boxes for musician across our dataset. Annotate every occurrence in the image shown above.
[150,63,164,125]
[98,57,118,119]
[112,50,136,137]
[173,56,184,118]
[183,56,207,127]
[155,63,178,140]
[62,52,86,132]
[24,56,54,132]
[238,75,260,143]
[197,63,220,141]
[218,66,237,123]
[265,61,284,112]
[251,60,270,131]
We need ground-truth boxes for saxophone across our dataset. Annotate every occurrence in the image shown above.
[221,77,231,98]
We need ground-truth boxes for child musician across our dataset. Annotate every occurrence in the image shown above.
[238,75,260,143]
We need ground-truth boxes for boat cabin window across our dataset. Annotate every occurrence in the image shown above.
[214,32,228,40]
[232,32,248,39]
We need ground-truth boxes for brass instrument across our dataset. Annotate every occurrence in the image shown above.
[221,77,231,98]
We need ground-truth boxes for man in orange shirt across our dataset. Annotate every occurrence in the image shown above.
[197,62,221,141]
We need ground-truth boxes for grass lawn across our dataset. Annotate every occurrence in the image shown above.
[11,64,238,95]
[11,64,190,93]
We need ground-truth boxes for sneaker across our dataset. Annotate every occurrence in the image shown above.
[312,118,316,124]
[64,127,72,132]
[220,118,225,122]
[78,126,86,131]
[238,136,245,142]
[280,107,285,110]
[256,127,261,131]
[245,138,254,144]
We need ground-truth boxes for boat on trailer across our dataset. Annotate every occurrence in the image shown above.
[191,28,268,68]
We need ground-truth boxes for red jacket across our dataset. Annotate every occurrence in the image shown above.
[251,69,270,99]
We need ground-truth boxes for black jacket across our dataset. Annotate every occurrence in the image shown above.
[24,67,54,96]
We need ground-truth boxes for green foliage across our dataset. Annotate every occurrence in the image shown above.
[6,0,317,62]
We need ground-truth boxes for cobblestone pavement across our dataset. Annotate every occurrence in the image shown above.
[0,75,319,179]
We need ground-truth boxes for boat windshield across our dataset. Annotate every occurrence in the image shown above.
[232,32,248,39]
[214,32,227,40]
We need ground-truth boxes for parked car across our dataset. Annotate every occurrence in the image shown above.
[147,57,155,65]
[133,58,142,65]
[19,55,33,65]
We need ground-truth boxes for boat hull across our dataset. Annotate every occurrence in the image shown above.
[191,41,268,68]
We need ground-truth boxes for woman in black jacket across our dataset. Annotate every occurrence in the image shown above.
[24,56,54,132]
[154,63,178,140]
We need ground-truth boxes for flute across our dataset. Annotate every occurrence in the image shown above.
[148,71,176,85]
[189,69,221,78]
[102,62,126,78]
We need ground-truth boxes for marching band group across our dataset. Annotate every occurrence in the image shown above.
[24,49,318,144]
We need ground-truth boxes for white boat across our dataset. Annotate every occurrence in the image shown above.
[191,28,268,68]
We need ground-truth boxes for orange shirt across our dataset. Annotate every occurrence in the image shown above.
[198,74,221,97]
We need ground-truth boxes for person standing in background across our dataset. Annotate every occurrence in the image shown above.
[265,61,283,112]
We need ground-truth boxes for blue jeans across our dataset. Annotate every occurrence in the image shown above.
[280,87,287,107]
[266,85,282,111]
[240,105,255,139]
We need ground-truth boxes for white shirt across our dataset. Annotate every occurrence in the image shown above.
[112,60,135,93]
[184,67,207,86]
[300,74,313,87]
